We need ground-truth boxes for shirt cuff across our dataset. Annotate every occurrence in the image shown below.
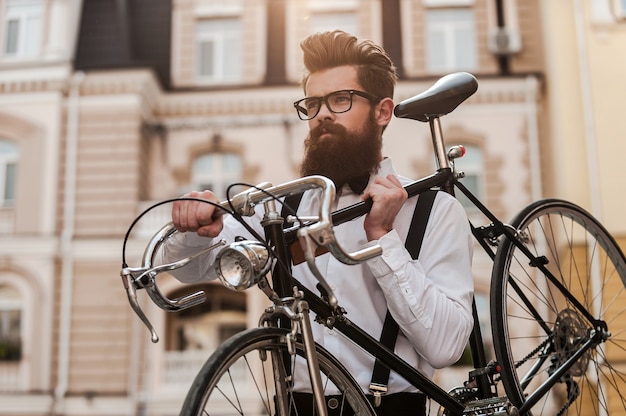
[364,229,413,278]
[172,231,214,247]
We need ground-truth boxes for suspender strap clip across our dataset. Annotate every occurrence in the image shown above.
[368,383,388,407]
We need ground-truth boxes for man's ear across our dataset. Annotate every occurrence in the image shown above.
[375,97,394,127]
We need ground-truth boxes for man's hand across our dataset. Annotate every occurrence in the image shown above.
[361,174,408,241]
[172,190,224,237]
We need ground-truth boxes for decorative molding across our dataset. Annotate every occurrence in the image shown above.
[78,70,163,119]
[396,76,541,107]
[0,77,67,94]
[158,87,298,119]
[0,63,72,94]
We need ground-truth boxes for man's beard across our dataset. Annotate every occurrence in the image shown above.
[300,113,383,190]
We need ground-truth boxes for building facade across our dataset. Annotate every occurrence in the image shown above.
[0,0,623,415]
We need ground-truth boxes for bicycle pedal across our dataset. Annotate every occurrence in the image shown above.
[462,396,518,416]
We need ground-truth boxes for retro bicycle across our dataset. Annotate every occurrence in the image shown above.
[121,72,626,416]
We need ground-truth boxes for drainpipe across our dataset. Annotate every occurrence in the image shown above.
[525,75,542,201]
[54,70,84,414]
[495,0,511,75]
[573,0,601,219]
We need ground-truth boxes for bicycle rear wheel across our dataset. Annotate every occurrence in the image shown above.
[491,199,626,415]
[180,326,375,416]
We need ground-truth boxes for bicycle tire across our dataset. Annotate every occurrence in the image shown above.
[491,199,626,415]
[180,326,376,416]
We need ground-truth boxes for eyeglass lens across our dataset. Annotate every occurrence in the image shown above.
[297,90,354,120]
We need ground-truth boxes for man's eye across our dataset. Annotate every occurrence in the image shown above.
[305,99,320,111]
[331,94,350,105]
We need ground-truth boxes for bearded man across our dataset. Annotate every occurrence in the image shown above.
[160,30,474,416]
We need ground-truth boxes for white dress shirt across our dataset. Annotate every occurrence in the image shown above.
[158,158,474,394]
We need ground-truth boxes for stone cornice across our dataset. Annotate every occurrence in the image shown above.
[396,75,543,107]
[1,67,541,119]
[157,86,299,118]
[0,63,72,94]
[78,69,163,118]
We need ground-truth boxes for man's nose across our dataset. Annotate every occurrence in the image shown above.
[316,100,334,120]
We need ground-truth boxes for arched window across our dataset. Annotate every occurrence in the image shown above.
[166,284,247,353]
[0,140,18,206]
[0,283,21,362]
[161,284,247,387]
[192,152,242,199]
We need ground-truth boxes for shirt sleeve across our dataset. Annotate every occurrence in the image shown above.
[155,210,266,284]
[365,193,474,369]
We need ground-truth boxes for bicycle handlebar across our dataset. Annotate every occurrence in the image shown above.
[121,175,382,342]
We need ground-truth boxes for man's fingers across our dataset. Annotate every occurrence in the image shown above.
[386,174,404,188]
[171,190,220,233]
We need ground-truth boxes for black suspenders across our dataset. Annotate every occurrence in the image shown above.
[369,189,437,405]
[281,189,439,405]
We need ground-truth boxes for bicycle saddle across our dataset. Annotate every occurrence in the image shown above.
[394,72,478,122]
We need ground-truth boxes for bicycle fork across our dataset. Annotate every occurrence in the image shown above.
[260,286,330,416]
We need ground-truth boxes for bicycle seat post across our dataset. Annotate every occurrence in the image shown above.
[429,116,450,171]
[428,116,456,195]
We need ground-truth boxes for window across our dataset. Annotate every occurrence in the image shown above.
[0,284,21,362]
[195,18,242,83]
[425,8,477,72]
[307,12,358,36]
[305,0,358,35]
[167,285,246,352]
[453,144,483,210]
[192,152,242,199]
[0,140,18,206]
[3,0,43,58]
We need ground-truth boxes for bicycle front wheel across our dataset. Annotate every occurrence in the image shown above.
[180,326,375,416]
[491,199,626,415]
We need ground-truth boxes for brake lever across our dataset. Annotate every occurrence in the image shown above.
[121,239,226,342]
[121,270,160,343]
[298,230,339,309]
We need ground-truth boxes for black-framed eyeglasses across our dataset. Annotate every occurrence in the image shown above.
[293,89,381,121]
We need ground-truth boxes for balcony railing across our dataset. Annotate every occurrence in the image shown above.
[162,350,211,389]
[161,349,249,391]
[0,361,24,392]
[0,208,15,234]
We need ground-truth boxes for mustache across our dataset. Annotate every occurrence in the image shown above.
[309,121,347,141]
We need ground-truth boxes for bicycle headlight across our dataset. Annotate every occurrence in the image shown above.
[215,240,271,290]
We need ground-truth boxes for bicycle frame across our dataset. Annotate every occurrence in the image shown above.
[274,149,607,416]
[121,72,613,416]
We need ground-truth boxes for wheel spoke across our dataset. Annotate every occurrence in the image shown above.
[180,327,375,416]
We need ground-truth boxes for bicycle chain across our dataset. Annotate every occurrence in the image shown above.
[555,378,579,416]
[493,335,552,384]
[516,334,553,370]
[496,334,580,416]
